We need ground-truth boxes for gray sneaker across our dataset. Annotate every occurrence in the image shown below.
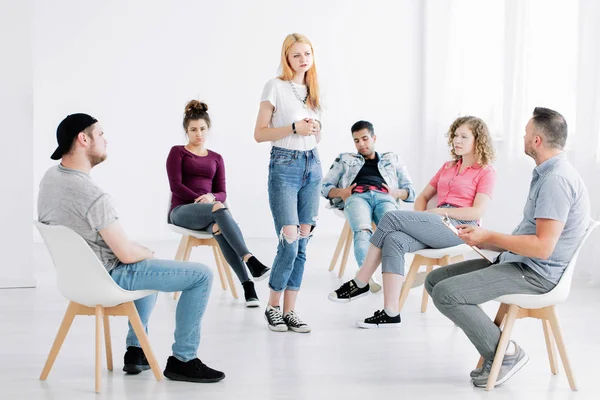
[470,359,492,378]
[472,341,529,387]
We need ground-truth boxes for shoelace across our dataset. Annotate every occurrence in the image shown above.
[285,311,304,326]
[268,308,286,325]
[336,281,355,296]
[190,358,208,371]
[366,310,385,322]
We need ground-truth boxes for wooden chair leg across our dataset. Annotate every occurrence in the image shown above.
[338,226,353,278]
[477,303,509,369]
[95,305,104,393]
[546,306,577,391]
[542,318,558,375]
[398,255,422,312]
[329,222,350,272]
[174,236,188,261]
[486,304,520,391]
[219,247,238,299]
[122,302,162,381]
[420,265,434,313]
[174,236,193,300]
[212,244,227,290]
[40,301,79,380]
[103,314,113,371]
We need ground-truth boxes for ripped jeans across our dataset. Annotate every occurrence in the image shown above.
[267,146,322,292]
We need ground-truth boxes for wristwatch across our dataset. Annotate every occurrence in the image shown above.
[292,122,297,134]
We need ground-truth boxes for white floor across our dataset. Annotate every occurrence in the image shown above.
[1,238,599,400]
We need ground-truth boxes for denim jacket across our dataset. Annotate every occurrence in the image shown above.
[321,151,415,209]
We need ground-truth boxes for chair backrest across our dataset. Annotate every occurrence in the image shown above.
[547,218,599,301]
[35,221,150,307]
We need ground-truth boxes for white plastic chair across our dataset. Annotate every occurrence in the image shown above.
[34,221,162,393]
[398,196,474,313]
[168,199,237,300]
[477,218,598,391]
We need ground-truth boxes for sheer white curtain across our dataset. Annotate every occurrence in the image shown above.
[421,0,600,283]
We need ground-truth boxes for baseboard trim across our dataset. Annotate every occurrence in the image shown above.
[0,278,37,289]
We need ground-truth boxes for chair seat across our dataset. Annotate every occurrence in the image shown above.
[495,287,569,310]
[411,244,470,259]
[168,223,214,240]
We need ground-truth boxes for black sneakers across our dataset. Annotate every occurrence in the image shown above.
[264,305,288,332]
[356,310,401,329]
[123,346,150,374]
[283,311,311,333]
[245,256,271,281]
[242,281,260,308]
[328,279,370,303]
[163,356,225,383]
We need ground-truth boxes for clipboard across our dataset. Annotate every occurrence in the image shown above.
[441,214,493,263]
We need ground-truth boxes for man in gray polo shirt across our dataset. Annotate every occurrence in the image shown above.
[38,113,225,383]
[425,107,590,388]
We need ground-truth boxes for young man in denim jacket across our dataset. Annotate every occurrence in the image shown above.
[321,121,415,290]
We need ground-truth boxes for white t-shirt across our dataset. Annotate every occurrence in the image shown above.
[260,78,322,151]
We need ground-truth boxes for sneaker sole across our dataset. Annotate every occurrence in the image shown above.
[123,364,151,374]
[369,283,382,293]
[164,370,225,383]
[355,321,401,329]
[264,314,288,332]
[473,353,530,387]
[245,299,260,308]
[252,269,271,282]
[327,291,370,303]
[369,278,382,293]
[289,326,311,333]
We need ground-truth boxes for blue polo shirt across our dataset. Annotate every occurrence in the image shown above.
[498,153,590,284]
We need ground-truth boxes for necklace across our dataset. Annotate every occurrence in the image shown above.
[289,80,309,108]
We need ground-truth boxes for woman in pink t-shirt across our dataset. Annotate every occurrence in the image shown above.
[166,100,271,308]
[329,116,497,328]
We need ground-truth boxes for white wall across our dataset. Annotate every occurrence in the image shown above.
[0,0,36,288]
[32,0,424,242]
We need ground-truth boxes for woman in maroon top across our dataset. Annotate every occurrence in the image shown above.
[167,100,270,307]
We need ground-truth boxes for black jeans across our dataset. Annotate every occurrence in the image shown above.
[170,203,251,283]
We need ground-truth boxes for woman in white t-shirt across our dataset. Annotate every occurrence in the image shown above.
[254,33,323,333]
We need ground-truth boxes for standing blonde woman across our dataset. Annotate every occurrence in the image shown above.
[254,33,323,333]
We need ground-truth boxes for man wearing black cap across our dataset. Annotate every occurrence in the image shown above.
[38,114,225,383]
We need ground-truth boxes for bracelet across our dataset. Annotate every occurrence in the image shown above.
[292,122,297,134]
[315,119,322,131]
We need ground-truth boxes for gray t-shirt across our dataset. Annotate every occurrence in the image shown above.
[38,165,120,272]
[499,153,590,284]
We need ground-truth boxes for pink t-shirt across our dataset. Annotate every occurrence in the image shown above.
[429,159,496,208]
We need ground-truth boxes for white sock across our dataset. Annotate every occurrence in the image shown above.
[384,308,399,317]
[505,341,517,356]
[354,277,368,288]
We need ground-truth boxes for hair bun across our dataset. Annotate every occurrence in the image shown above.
[185,99,208,115]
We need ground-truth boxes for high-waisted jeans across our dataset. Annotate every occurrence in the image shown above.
[267,146,322,292]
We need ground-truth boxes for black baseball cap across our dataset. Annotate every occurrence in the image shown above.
[51,113,98,160]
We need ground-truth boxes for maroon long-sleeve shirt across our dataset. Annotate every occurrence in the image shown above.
[166,146,227,213]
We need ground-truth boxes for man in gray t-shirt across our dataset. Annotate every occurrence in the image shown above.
[425,107,591,388]
[38,164,120,271]
[38,113,225,383]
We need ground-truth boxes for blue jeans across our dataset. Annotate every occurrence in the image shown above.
[267,146,322,292]
[110,259,213,362]
[343,191,398,267]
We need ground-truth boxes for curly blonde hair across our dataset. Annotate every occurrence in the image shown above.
[446,116,495,167]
